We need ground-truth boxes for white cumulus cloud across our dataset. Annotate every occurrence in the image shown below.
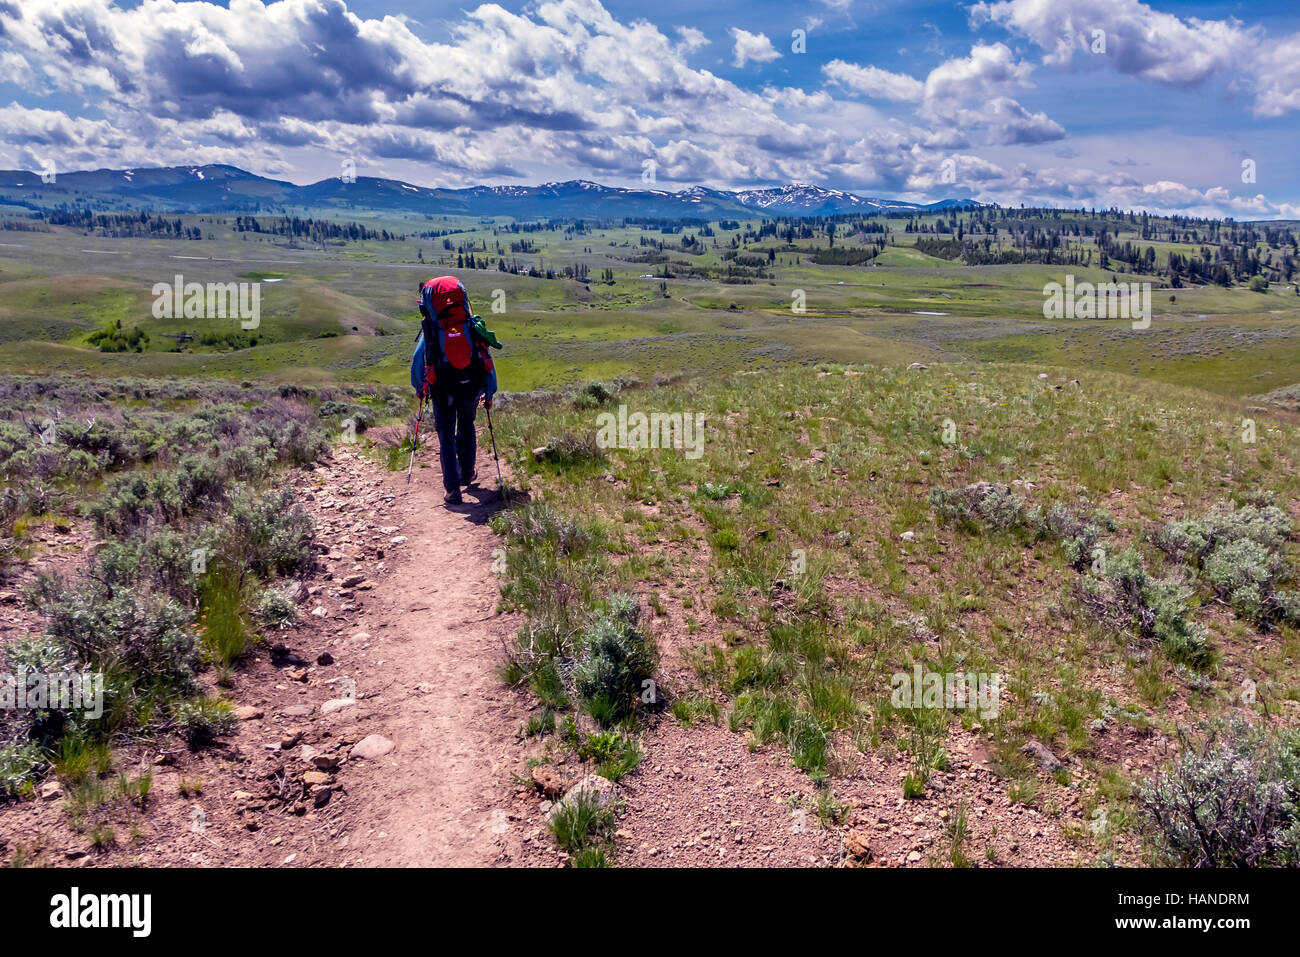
[729,28,780,68]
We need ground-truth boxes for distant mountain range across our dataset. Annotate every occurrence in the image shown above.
[0,164,981,219]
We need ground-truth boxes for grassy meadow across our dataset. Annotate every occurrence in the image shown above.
[1,208,1297,397]
[491,363,1300,865]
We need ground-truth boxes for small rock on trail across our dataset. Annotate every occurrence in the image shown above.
[350,735,395,760]
[1022,738,1063,772]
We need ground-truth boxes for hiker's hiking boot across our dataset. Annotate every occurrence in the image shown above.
[444,490,463,505]
[462,469,477,487]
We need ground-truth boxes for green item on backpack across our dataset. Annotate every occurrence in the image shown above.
[471,314,503,350]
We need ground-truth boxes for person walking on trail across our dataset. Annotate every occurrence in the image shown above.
[410,276,498,505]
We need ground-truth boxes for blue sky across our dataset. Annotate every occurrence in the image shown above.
[1,0,1298,217]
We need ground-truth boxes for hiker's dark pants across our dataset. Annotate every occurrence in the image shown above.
[430,388,478,493]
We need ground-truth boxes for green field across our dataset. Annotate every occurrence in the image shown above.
[2,208,1296,399]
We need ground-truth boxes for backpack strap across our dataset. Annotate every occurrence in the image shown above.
[418,310,439,390]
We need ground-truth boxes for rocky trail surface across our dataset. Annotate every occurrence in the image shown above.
[1,440,553,867]
[283,442,538,866]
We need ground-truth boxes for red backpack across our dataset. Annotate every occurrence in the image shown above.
[420,276,485,394]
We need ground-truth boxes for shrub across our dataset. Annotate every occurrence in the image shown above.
[213,485,316,578]
[8,479,71,520]
[1201,538,1281,622]
[89,471,184,536]
[316,400,374,433]
[3,633,72,674]
[174,697,237,748]
[213,437,275,483]
[139,529,204,603]
[0,741,47,798]
[0,379,336,497]
[1140,720,1300,867]
[929,483,1026,531]
[255,586,298,630]
[177,453,228,510]
[1155,502,1297,627]
[574,594,657,726]
[37,578,200,696]
[536,431,607,470]
[1274,590,1300,624]
[0,376,341,772]
[1,634,79,744]
[1031,503,1114,570]
[254,399,330,466]
[934,489,1116,570]
[1078,548,1211,668]
[574,381,614,409]
[1154,502,1293,564]
[87,323,149,353]
[0,538,16,579]
[98,529,205,606]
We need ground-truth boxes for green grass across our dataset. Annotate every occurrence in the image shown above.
[493,357,1300,860]
[197,564,254,675]
[547,792,619,866]
[578,730,642,781]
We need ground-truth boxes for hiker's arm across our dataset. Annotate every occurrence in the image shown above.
[410,331,436,394]
[482,345,497,404]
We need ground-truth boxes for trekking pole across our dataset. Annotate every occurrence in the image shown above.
[484,399,505,497]
[406,392,426,485]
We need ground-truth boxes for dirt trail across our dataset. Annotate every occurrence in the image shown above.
[321,439,543,867]
[0,430,561,869]
[298,438,848,868]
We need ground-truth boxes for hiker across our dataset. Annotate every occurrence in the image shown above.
[410,276,498,504]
